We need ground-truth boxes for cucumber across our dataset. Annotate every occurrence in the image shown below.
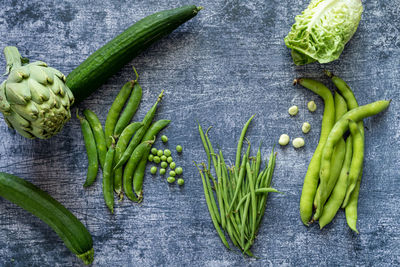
[67,5,202,103]
[0,172,94,265]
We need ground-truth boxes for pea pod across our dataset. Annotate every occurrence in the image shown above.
[319,136,353,229]
[318,100,390,206]
[103,137,116,213]
[345,171,362,233]
[113,122,143,197]
[77,111,99,187]
[123,141,153,202]
[313,92,347,221]
[133,119,171,201]
[114,90,164,169]
[83,109,107,169]
[294,78,335,226]
[104,81,134,147]
[114,68,142,137]
[342,120,364,208]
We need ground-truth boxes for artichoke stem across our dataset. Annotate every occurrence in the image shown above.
[4,46,23,75]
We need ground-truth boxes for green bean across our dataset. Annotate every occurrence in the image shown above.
[113,122,143,197]
[216,157,226,230]
[83,109,107,169]
[255,143,262,178]
[227,154,247,214]
[319,136,353,229]
[198,123,211,172]
[103,137,115,213]
[204,171,221,224]
[245,162,257,241]
[131,119,171,201]
[77,111,98,187]
[240,195,251,248]
[313,92,347,220]
[105,81,134,147]
[345,171,361,233]
[319,101,389,208]
[114,90,164,169]
[195,163,230,249]
[342,120,364,207]
[123,141,153,202]
[235,115,255,172]
[114,68,142,137]
[294,78,335,226]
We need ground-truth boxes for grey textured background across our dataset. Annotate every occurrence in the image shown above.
[0,0,399,266]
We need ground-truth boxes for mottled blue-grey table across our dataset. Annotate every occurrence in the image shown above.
[0,0,399,266]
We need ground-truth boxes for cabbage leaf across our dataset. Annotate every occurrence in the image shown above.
[284,0,363,65]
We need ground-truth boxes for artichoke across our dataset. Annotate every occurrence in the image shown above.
[0,46,74,139]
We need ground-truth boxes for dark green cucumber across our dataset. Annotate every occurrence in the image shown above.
[66,5,202,103]
[0,172,94,265]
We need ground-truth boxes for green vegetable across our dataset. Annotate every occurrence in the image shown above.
[148,154,154,162]
[151,148,158,155]
[157,150,164,157]
[284,0,363,65]
[167,177,176,183]
[0,47,74,139]
[104,80,133,147]
[177,178,184,186]
[114,68,142,137]
[176,145,183,153]
[164,149,171,157]
[161,135,168,143]
[169,171,176,177]
[103,138,115,213]
[113,122,143,197]
[0,172,94,264]
[66,5,202,102]
[77,111,98,187]
[170,162,176,169]
[153,156,160,163]
[161,162,168,168]
[294,78,335,226]
[83,109,107,169]
[175,167,183,175]
[160,168,166,175]
[150,166,157,174]
[167,156,173,163]
[160,155,167,161]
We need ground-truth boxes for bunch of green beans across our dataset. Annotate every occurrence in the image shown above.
[196,115,280,256]
[78,68,170,212]
[295,72,390,232]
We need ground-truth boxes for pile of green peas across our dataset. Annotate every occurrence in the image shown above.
[148,136,184,186]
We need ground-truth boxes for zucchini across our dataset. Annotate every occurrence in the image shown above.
[67,5,202,103]
[0,172,94,265]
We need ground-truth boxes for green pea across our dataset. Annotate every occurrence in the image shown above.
[176,145,183,153]
[177,178,184,186]
[170,162,176,169]
[150,166,157,174]
[153,156,161,164]
[169,171,176,177]
[161,155,167,161]
[151,148,158,155]
[164,149,171,157]
[161,162,168,168]
[161,135,168,143]
[148,154,154,162]
[167,156,173,163]
[160,168,166,175]
[175,167,183,175]
[157,150,163,157]
[167,176,175,183]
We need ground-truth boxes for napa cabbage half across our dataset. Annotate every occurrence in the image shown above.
[284,0,363,65]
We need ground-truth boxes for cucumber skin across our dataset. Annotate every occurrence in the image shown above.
[0,172,94,265]
[66,5,202,103]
